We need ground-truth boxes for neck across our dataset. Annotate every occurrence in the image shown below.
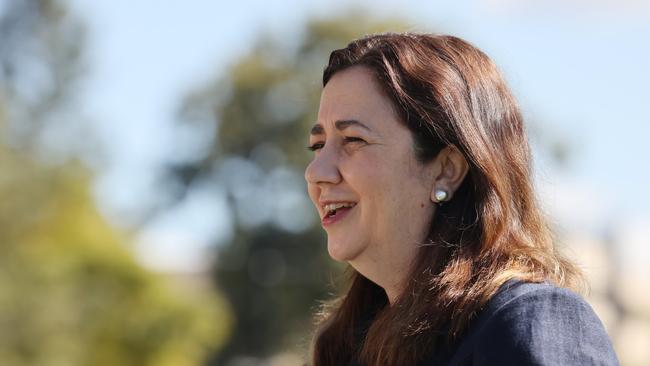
[385,288,400,306]
[348,238,421,307]
[351,257,410,306]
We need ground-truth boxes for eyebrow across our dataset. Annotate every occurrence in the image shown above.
[310,119,371,135]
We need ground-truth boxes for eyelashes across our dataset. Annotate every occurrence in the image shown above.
[307,142,324,151]
[343,136,365,144]
[307,137,367,152]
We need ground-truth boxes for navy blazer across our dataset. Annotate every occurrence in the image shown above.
[353,280,620,365]
[425,280,619,365]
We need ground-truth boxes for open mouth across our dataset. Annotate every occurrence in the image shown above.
[322,202,356,225]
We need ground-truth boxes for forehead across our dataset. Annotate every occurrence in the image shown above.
[317,66,398,129]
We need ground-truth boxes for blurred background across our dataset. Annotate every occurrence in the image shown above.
[1,0,648,365]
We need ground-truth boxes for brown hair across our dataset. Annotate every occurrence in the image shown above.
[310,33,583,366]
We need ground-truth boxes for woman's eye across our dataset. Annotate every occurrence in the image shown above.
[343,136,366,145]
[307,142,325,151]
[307,137,365,152]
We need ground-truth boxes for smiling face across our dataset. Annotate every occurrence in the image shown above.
[305,66,438,284]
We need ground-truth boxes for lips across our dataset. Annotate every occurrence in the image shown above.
[321,203,356,226]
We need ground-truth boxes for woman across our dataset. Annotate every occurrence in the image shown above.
[304,33,619,365]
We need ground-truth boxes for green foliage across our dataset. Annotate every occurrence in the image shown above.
[0,145,232,366]
[168,13,410,364]
[1,1,232,364]
[214,226,331,358]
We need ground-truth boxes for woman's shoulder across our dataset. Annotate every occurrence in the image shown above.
[444,280,620,365]
[484,279,588,316]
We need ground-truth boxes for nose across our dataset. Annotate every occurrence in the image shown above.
[305,145,342,186]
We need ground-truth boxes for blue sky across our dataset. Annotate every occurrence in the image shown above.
[64,0,650,272]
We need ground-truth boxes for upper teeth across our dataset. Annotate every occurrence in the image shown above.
[324,202,356,213]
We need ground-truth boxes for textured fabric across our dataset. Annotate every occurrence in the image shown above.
[350,280,619,365]
[422,280,620,365]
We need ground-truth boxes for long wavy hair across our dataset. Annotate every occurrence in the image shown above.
[310,33,584,366]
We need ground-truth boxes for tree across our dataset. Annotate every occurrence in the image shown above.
[0,152,231,366]
[0,1,231,364]
[0,0,86,154]
[166,13,409,364]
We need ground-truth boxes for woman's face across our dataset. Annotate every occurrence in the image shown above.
[305,66,436,271]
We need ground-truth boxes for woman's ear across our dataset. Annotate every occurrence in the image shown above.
[430,146,469,203]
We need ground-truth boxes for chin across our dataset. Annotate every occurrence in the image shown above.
[327,238,363,262]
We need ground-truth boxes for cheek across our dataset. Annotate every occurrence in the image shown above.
[353,167,392,214]
[307,184,320,205]
[367,159,428,211]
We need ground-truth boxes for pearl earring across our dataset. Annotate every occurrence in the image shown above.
[434,189,448,202]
